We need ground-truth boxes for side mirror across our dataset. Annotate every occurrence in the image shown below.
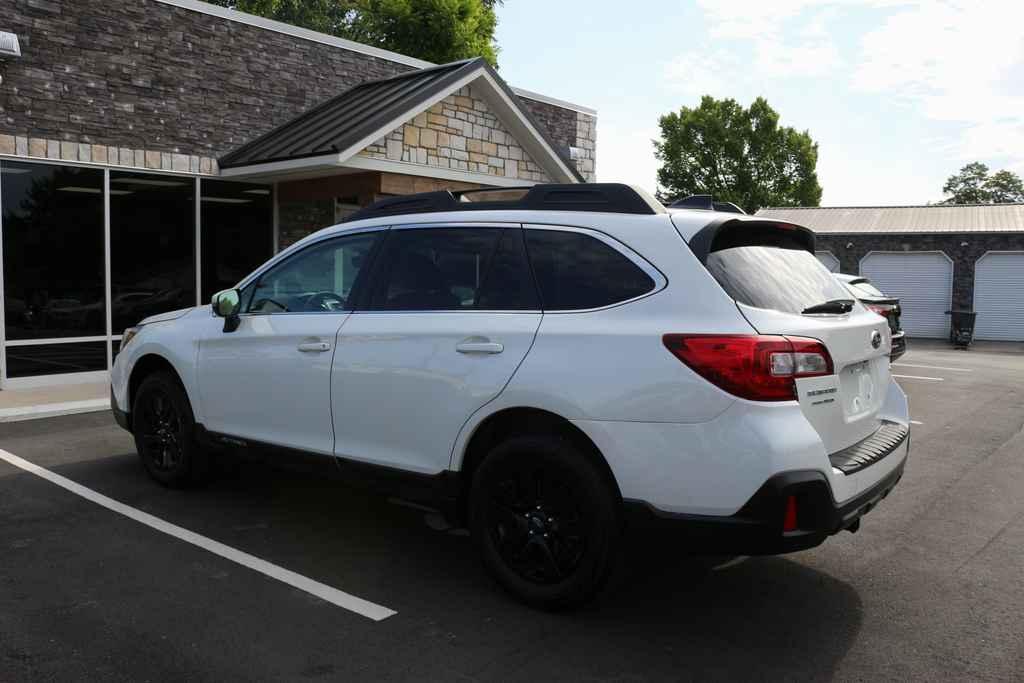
[211,289,241,332]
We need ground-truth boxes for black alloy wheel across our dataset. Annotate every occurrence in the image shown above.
[470,435,621,610]
[487,464,588,584]
[132,372,208,487]
[136,386,184,473]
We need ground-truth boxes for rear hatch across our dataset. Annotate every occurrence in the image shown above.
[692,218,892,454]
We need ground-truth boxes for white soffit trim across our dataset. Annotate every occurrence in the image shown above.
[218,153,344,179]
[152,0,596,116]
[343,156,535,188]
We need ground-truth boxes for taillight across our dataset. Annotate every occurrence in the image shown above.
[662,335,834,402]
[866,303,892,319]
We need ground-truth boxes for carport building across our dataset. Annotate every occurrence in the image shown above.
[755,204,1024,342]
[0,0,597,388]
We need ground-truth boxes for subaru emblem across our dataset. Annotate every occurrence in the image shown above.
[871,330,882,349]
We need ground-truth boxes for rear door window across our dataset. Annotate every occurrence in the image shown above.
[363,227,538,311]
[706,246,851,315]
[525,229,655,310]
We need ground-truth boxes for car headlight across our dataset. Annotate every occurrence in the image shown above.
[120,326,142,350]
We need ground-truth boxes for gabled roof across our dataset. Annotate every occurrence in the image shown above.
[755,203,1024,234]
[219,57,583,183]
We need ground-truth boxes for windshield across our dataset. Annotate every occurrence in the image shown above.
[706,246,853,315]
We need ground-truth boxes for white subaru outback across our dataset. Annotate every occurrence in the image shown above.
[111,184,910,608]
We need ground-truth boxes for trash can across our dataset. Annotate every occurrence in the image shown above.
[946,310,977,348]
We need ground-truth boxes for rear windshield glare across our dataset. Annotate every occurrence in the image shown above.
[706,246,852,315]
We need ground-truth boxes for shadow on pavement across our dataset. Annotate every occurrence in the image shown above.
[7,444,863,681]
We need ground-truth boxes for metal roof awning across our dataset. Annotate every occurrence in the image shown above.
[755,204,1024,234]
[219,58,583,185]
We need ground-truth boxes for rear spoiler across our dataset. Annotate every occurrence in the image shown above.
[687,218,816,265]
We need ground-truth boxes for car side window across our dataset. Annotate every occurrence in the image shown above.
[525,228,656,310]
[365,227,537,311]
[245,232,379,314]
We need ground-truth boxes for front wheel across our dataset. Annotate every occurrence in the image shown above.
[469,435,622,610]
[132,372,209,487]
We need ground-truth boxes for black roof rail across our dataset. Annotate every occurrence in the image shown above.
[669,195,746,215]
[343,183,666,222]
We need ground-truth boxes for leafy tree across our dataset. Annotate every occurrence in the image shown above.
[942,163,1024,204]
[941,162,991,203]
[984,169,1024,203]
[208,0,499,65]
[654,96,822,214]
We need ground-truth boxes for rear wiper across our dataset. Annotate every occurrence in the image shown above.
[802,298,855,315]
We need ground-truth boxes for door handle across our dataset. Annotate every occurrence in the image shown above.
[456,340,504,354]
[297,341,331,353]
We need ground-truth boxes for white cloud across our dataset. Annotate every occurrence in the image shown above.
[851,0,1024,167]
[650,0,1024,204]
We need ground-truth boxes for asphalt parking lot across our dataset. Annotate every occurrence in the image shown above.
[2,340,1023,681]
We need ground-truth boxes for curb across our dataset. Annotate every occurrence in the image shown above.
[0,398,111,423]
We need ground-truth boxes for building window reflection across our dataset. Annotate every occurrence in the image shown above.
[2,161,106,340]
[200,180,273,302]
[109,172,196,331]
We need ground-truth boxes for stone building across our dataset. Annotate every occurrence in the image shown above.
[756,204,1024,342]
[0,0,597,387]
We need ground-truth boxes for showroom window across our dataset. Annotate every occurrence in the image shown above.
[109,171,197,333]
[0,160,276,386]
[200,179,273,303]
[2,161,108,378]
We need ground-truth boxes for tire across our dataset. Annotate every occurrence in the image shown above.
[131,371,209,487]
[469,435,622,610]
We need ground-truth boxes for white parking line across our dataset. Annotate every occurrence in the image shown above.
[893,363,972,373]
[892,374,944,381]
[0,448,396,622]
[911,420,923,425]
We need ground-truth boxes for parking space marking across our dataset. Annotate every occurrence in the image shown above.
[893,363,972,373]
[892,374,944,381]
[911,420,923,425]
[0,448,397,622]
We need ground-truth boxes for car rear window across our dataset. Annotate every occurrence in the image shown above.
[706,246,852,315]
[525,229,656,310]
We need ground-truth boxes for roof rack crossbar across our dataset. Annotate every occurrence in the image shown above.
[343,183,665,222]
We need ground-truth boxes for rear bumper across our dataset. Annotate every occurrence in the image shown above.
[890,332,907,361]
[624,445,908,555]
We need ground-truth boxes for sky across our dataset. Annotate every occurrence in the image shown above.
[495,0,1024,206]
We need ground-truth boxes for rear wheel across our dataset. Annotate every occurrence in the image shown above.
[132,372,208,487]
[469,435,621,610]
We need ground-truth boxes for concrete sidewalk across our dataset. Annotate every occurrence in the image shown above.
[0,381,109,423]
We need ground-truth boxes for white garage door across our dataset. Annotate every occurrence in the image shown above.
[816,251,841,272]
[860,252,952,338]
[974,252,1024,341]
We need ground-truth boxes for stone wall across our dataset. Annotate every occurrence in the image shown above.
[1,0,597,180]
[815,232,1024,310]
[359,87,551,182]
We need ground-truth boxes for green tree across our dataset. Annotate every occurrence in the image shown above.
[984,169,1024,203]
[942,163,1024,203]
[654,96,822,214]
[208,0,499,65]
[941,162,992,203]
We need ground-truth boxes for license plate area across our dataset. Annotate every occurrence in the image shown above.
[839,359,881,420]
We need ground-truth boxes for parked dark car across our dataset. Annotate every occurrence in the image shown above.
[834,273,906,361]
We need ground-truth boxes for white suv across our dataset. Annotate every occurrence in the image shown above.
[111,184,910,608]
